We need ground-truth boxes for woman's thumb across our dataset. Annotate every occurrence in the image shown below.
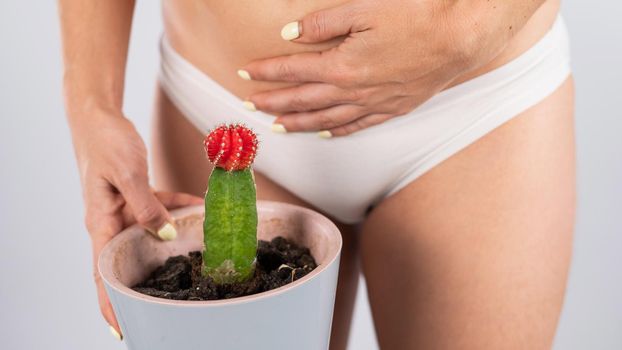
[118,179,177,241]
[281,3,358,43]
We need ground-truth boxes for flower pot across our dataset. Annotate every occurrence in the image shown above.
[99,200,342,350]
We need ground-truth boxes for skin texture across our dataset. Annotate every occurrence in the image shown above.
[165,0,555,137]
[152,73,575,349]
[58,0,203,336]
[59,0,573,347]
[242,0,551,136]
[361,78,575,349]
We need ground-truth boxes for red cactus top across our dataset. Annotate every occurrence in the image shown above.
[204,124,258,171]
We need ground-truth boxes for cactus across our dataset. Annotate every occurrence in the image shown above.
[202,124,259,284]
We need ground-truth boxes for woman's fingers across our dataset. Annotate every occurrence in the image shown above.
[91,231,122,339]
[242,51,342,84]
[86,189,201,340]
[249,83,365,114]
[320,95,415,136]
[281,2,360,43]
[155,191,204,209]
[248,81,407,115]
[326,113,394,137]
[120,191,203,227]
[120,191,204,227]
[244,2,371,85]
[85,187,201,341]
[83,176,126,339]
[114,173,177,241]
[275,104,368,133]
[85,191,124,339]
[269,93,415,134]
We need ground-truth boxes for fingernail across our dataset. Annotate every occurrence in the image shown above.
[317,130,333,139]
[271,123,287,133]
[157,222,177,241]
[237,69,251,80]
[109,326,123,341]
[281,21,300,41]
[242,101,256,111]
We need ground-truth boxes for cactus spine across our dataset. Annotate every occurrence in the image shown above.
[202,124,259,284]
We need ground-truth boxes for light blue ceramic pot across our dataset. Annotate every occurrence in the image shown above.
[99,201,342,350]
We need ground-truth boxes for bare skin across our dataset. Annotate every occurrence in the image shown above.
[166,0,559,135]
[152,74,575,349]
[361,77,575,349]
[59,0,573,348]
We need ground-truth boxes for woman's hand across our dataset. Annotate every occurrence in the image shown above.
[72,111,202,338]
[242,0,544,137]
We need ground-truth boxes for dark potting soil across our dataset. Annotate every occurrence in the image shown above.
[133,236,317,301]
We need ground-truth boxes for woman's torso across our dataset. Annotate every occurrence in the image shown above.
[162,0,560,109]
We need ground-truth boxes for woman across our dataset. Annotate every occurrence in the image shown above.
[58,0,575,348]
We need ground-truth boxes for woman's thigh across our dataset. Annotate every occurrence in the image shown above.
[150,85,360,350]
[361,77,576,350]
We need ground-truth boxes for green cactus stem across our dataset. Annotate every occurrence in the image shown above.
[203,167,257,283]
[202,124,259,284]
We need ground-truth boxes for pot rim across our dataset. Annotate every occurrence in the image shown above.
[98,200,342,307]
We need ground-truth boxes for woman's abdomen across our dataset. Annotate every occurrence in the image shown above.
[162,0,560,107]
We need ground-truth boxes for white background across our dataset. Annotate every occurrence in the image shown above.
[0,1,620,349]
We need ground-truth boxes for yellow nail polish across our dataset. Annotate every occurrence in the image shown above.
[317,130,332,139]
[157,222,177,241]
[242,101,256,111]
[271,124,287,133]
[109,326,123,341]
[280,21,300,41]
[237,69,251,80]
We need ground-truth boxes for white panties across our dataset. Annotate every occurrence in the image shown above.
[159,15,571,224]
